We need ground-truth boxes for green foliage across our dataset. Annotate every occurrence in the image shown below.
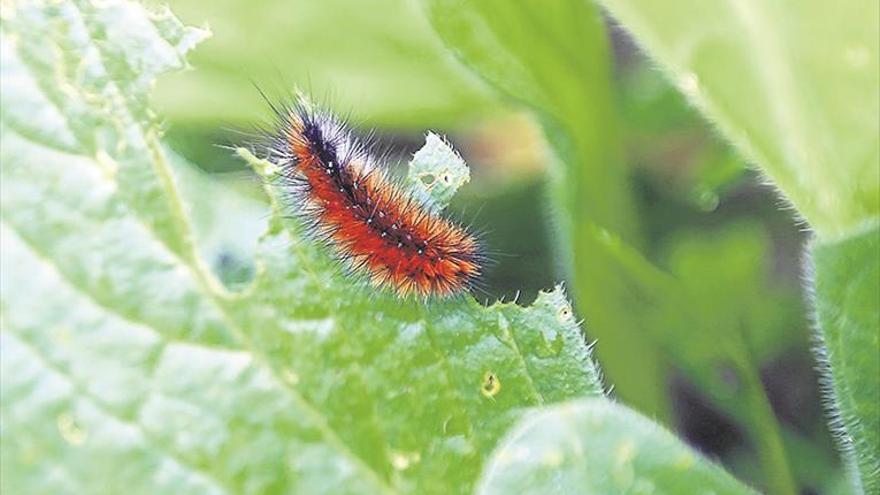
[421,0,670,421]
[420,1,834,492]
[583,223,801,494]
[156,0,496,129]
[656,225,806,408]
[477,399,757,495]
[812,225,880,493]
[595,0,879,239]
[0,1,605,493]
[2,0,875,493]
[617,63,748,210]
[591,0,879,491]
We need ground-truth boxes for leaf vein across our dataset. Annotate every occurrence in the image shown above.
[5,331,231,495]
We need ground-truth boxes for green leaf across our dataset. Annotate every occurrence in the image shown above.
[477,398,758,495]
[594,0,879,239]
[422,0,670,419]
[156,0,498,129]
[0,1,605,494]
[811,224,880,494]
[405,133,470,212]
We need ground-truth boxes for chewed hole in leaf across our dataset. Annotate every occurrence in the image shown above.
[481,371,502,398]
[391,450,422,471]
[56,412,87,446]
[557,305,573,323]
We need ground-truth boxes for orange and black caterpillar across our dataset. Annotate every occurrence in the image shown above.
[254,96,485,298]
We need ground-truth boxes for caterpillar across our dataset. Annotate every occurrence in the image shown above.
[255,95,485,298]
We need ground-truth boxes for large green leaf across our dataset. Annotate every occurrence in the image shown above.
[477,398,757,495]
[595,0,879,239]
[421,0,669,419]
[812,224,880,494]
[0,1,604,494]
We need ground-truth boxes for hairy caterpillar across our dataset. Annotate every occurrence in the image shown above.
[254,95,485,298]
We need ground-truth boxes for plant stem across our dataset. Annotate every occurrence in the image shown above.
[733,328,798,495]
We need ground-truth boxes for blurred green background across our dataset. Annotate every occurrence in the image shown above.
[152,0,844,492]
